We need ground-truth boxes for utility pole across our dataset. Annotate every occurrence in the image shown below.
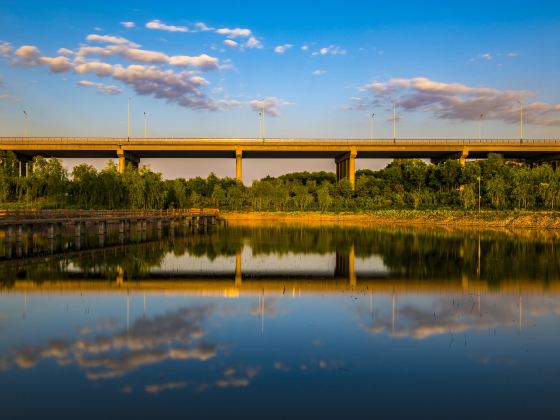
[127,97,131,139]
[23,110,29,137]
[518,100,523,143]
[393,102,396,143]
[259,105,265,140]
[144,112,147,138]
[477,176,481,212]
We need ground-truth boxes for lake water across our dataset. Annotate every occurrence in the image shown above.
[1,223,559,419]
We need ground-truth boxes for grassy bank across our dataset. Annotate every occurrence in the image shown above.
[221,210,560,229]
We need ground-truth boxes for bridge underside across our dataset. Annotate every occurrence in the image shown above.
[2,138,560,187]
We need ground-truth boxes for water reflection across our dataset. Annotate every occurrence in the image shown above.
[1,224,560,419]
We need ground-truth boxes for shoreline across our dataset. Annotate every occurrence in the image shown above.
[221,210,560,230]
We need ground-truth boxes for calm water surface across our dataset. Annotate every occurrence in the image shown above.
[1,224,560,419]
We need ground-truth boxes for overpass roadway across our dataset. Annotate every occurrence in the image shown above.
[1,137,559,186]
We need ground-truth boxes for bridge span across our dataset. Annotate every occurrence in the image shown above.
[1,137,559,186]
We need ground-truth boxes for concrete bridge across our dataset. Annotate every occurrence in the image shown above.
[2,137,560,186]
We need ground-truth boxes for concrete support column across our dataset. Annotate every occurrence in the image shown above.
[117,149,140,174]
[335,149,357,188]
[459,148,469,166]
[118,220,125,244]
[235,149,243,183]
[16,224,23,244]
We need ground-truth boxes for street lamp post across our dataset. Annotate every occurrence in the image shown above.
[370,112,375,141]
[144,112,147,138]
[23,110,29,137]
[259,106,265,140]
[478,113,484,140]
[127,97,131,139]
[393,102,396,143]
[517,100,523,143]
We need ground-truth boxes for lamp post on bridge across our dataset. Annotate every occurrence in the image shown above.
[127,97,131,139]
[370,112,375,141]
[478,113,484,140]
[517,100,523,144]
[259,105,265,141]
[392,102,397,143]
[144,112,147,138]
[23,110,29,138]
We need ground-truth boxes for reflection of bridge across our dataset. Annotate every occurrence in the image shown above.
[2,138,560,186]
[3,278,560,295]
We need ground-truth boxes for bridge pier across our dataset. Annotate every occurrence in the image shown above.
[335,149,357,188]
[117,150,140,173]
[235,149,243,183]
[16,154,31,177]
[430,149,469,165]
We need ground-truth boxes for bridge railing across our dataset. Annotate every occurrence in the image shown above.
[0,208,219,221]
[0,137,559,145]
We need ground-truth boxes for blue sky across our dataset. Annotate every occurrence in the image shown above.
[0,0,559,179]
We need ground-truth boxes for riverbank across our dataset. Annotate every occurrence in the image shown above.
[221,210,560,229]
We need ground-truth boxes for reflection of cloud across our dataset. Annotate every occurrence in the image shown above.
[250,297,284,317]
[273,361,291,371]
[362,295,560,339]
[215,366,260,388]
[8,305,217,380]
[145,382,186,394]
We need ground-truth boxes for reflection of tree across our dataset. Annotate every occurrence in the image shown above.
[1,225,560,287]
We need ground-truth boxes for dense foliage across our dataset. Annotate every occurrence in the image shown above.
[0,151,559,211]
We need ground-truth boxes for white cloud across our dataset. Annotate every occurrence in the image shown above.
[77,42,219,70]
[311,45,346,56]
[223,39,238,47]
[274,44,292,54]
[301,45,309,51]
[14,45,72,73]
[57,48,74,56]
[77,80,122,95]
[350,76,560,126]
[145,19,188,33]
[0,93,18,101]
[15,45,40,60]
[0,41,13,57]
[246,37,263,49]
[120,21,135,28]
[74,61,114,76]
[249,96,290,116]
[195,22,213,32]
[215,27,252,38]
[312,69,326,76]
[86,34,139,48]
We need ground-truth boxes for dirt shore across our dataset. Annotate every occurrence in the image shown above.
[221,210,560,229]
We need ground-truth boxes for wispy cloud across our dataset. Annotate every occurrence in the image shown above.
[145,19,188,33]
[86,34,139,47]
[223,39,238,47]
[77,80,122,95]
[215,27,252,38]
[312,69,326,76]
[311,45,346,56]
[274,44,292,54]
[14,45,73,73]
[249,97,290,116]
[349,76,560,126]
[120,21,135,28]
[0,41,13,57]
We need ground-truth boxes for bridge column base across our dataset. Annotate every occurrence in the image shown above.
[335,149,357,188]
[235,149,243,184]
[117,150,140,174]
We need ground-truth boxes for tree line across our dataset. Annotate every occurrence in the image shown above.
[0,151,559,211]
